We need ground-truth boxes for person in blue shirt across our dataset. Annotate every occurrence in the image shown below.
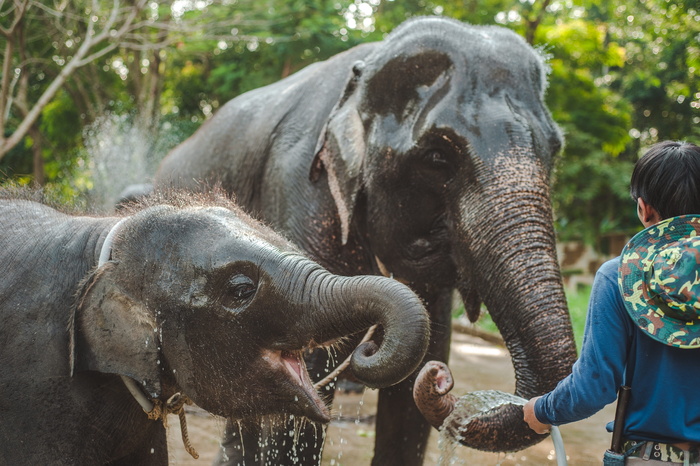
[523,140,700,465]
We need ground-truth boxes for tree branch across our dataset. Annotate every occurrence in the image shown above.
[525,0,553,44]
[0,0,150,159]
[0,0,30,38]
[0,0,285,159]
[0,38,13,139]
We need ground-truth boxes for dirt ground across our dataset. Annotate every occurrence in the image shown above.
[166,330,615,465]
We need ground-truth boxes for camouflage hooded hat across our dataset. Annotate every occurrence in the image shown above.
[618,215,700,348]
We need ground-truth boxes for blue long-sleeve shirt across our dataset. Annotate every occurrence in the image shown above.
[535,257,700,443]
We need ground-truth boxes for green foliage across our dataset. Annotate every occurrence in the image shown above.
[565,285,592,352]
[40,92,82,152]
[545,54,637,243]
[1,0,697,247]
[0,139,32,179]
[606,0,700,143]
[542,20,625,70]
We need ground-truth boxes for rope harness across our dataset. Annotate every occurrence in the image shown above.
[146,393,199,459]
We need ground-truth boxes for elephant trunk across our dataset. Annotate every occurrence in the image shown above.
[414,360,547,452]
[445,155,577,451]
[273,256,431,389]
[413,361,458,429]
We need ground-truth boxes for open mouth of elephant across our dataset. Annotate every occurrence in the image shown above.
[281,350,306,385]
[261,349,330,423]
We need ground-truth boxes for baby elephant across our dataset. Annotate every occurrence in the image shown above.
[0,191,430,465]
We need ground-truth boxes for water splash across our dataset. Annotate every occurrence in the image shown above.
[437,390,526,466]
[82,113,186,212]
[449,390,526,433]
[436,390,568,465]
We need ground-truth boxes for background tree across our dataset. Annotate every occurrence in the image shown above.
[1,0,697,246]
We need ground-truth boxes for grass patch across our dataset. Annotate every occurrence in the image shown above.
[459,285,592,354]
[565,285,591,352]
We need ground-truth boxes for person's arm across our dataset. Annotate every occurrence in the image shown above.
[527,259,633,427]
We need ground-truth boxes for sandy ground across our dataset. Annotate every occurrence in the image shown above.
[166,331,615,465]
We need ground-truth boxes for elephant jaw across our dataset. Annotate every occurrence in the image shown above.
[260,349,330,423]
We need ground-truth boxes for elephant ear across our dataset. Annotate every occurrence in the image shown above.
[71,264,161,398]
[311,61,367,246]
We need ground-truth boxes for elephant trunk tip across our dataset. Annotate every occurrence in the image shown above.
[413,361,458,429]
[348,339,413,389]
[340,277,430,389]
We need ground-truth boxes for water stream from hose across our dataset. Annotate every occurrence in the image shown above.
[438,390,567,466]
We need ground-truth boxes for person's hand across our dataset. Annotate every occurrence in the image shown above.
[523,396,552,434]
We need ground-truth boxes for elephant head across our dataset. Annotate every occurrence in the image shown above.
[72,193,430,424]
[314,17,577,450]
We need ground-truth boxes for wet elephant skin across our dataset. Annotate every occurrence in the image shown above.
[0,190,429,465]
[413,360,548,452]
[155,16,577,466]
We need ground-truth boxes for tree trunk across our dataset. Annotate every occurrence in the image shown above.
[29,125,44,185]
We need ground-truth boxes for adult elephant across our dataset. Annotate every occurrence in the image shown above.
[155,16,577,465]
[0,190,429,465]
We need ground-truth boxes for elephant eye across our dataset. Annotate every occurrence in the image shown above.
[227,274,256,301]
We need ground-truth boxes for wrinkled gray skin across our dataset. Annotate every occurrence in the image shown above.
[155,16,577,465]
[413,360,538,452]
[0,192,429,465]
[413,361,458,431]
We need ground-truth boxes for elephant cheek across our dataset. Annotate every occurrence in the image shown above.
[164,323,250,416]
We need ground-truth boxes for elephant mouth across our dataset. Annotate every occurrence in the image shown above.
[282,350,306,385]
[261,348,330,423]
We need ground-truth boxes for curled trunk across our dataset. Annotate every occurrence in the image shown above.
[272,256,431,389]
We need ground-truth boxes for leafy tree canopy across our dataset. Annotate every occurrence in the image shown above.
[0,0,697,245]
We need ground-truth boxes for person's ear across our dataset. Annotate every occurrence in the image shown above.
[637,198,662,227]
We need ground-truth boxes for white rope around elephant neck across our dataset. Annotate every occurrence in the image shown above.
[97,218,199,459]
[98,218,154,414]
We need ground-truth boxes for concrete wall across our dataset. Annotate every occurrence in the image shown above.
[556,233,631,291]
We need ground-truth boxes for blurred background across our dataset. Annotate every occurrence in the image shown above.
[2,3,696,462]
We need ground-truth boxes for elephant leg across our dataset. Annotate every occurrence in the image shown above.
[372,288,453,466]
